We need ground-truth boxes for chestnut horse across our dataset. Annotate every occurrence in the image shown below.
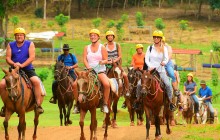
[105,61,123,128]
[141,69,171,140]
[1,67,41,140]
[127,67,144,126]
[76,70,111,140]
[54,61,74,126]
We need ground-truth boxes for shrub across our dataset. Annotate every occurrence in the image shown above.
[106,20,115,29]
[38,69,49,82]
[10,16,20,28]
[179,20,188,31]
[154,18,165,31]
[30,21,35,31]
[34,8,43,18]
[136,12,145,27]
[211,41,220,52]
[55,14,69,27]
[47,21,55,29]
[92,18,102,28]
[121,14,129,22]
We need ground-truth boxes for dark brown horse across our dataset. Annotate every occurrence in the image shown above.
[1,67,41,140]
[54,61,74,126]
[127,67,144,126]
[141,69,171,140]
[105,61,124,128]
[76,70,111,140]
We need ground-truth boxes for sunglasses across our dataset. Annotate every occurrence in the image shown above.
[153,36,162,39]
[63,49,69,51]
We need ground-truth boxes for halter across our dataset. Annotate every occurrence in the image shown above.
[55,63,73,95]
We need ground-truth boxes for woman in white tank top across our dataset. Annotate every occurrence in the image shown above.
[83,29,110,113]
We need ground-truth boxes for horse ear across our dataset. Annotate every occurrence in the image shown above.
[2,68,7,74]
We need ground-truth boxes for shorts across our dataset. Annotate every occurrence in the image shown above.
[21,69,37,78]
[69,72,77,81]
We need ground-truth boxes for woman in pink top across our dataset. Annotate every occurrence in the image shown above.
[83,29,110,113]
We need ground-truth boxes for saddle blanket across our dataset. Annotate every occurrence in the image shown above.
[109,78,119,96]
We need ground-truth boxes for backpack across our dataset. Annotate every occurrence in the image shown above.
[60,53,74,62]
[143,45,152,70]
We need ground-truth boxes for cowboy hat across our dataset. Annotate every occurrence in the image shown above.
[62,44,72,50]
[200,80,206,85]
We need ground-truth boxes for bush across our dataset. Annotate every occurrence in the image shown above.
[92,18,102,28]
[136,12,145,27]
[47,21,55,29]
[10,16,20,27]
[154,18,165,31]
[38,69,49,82]
[211,41,220,52]
[0,37,5,44]
[55,14,69,27]
[106,20,115,29]
[30,21,35,31]
[179,20,188,31]
[34,8,43,18]
[121,14,129,22]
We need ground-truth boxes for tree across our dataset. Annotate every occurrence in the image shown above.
[0,0,27,47]
[10,16,20,29]
[179,20,188,43]
[55,14,69,34]
[154,18,165,31]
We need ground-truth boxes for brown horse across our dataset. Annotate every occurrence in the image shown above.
[105,61,124,128]
[141,69,171,140]
[53,61,74,126]
[76,70,111,140]
[1,67,41,140]
[127,67,144,126]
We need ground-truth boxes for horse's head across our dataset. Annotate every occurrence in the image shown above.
[3,67,20,101]
[127,67,142,92]
[107,60,123,86]
[76,70,91,95]
[182,94,191,111]
[54,61,68,80]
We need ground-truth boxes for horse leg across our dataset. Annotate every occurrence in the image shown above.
[79,110,87,140]
[33,111,40,140]
[155,115,162,140]
[17,113,26,140]
[145,115,150,140]
[67,102,73,125]
[104,112,110,140]
[111,98,119,128]
[58,103,63,126]
[63,105,67,126]
[90,108,97,140]
[3,110,12,140]
[165,109,171,135]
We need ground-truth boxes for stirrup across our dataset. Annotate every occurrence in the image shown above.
[35,105,44,114]
[49,97,56,104]
[169,103,177,112]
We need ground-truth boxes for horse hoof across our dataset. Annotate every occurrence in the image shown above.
[93,137,97,140]
[80,136,86,140]
[33,135,37,140]
[103,137,107,140]
[130,122,135,126]
[155,135,162,140]
[166,128,172,134]
[111,120,118,128]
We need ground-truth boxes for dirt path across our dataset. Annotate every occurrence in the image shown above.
[0,125,182,140]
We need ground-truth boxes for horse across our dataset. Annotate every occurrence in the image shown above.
[76,70,111,140]
[105,60,124,128]
[181,94,197,124]
[141,69,172,140]
[1,67,41,140]
[127,67,144,126]
[53,61,74,126]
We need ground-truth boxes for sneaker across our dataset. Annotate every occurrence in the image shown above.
[36,106,44,114]
[72,106,80,114]
[49,97,56,104]
[121,103,126,109]
[196,113,200,117]
[0,106,5,117]
[169,102,177,112]
[103,105,109,113]
[125,92,130,97]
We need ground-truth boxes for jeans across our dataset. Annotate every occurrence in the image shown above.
[165,60,176,83]
[159,72,173,101]
[205,102,214,117]
[190,94,199,113]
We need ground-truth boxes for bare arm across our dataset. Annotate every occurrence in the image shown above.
[100,45,108,65]
[83,46,91,69]
[6,44,14,66]
[115,44,122,63]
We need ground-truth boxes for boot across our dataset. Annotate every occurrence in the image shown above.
[72,103,80,114]
[35,105,44,114]
[49,96,57,104]
[0,106,5,117]
[121,101,127,109]
[168,99,177,112]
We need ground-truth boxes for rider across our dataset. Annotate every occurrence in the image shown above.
[162,36,182,105]
[198,80,215,124]
[82,29,110,113]
[183,73,200,117]
[49,44,79,114]
[104,30,130,96]
[145,30,176,111]
[0,27,44,117]
[131,44,145,109]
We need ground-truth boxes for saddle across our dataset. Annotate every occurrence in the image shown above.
[19,69,33,89]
